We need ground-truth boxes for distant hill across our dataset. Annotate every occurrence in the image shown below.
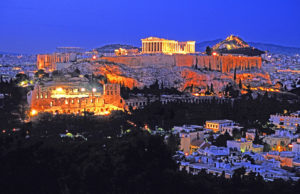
[95,44,140,53]
[196,39,222,52]
[210,35,265,56]
[248,42,300,55]
[196,38,300,55]
[213,35,251,50]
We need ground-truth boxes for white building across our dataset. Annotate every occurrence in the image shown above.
[205,120,235,133]
[292,138,300,153]
[269,111,300,132]
[221,125,243,136]
[227,139,253,152]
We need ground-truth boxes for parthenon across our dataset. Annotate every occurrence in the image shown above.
[141,37,195,54]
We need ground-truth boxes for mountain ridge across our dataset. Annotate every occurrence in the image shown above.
[196,39,300,55]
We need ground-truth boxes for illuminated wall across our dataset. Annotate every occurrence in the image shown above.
[141,37,195,54]
[30,83,124,116]
[103,55,262,73]
[36,53,72,72]
[114,48,139,56]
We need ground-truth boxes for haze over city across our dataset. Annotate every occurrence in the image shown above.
[1,0,300,53]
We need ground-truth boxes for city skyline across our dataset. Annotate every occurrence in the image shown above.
[1,0,300,54]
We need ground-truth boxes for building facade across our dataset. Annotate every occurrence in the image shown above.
[227,139,253,153]
[114,48,139,56]
[205,120,235,133]
[269,112,300,132]
[29,78,124,116]
[141,37,195,54]
[37,53,76,72]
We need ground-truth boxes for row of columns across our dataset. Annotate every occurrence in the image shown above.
[142,41,164,53]
[142,41,195,54]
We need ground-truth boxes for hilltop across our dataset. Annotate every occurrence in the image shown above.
[196,37,300,55]
[211,35,264,56]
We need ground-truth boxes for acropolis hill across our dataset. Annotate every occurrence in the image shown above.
[38,36,270,93]
[101,36,261,73]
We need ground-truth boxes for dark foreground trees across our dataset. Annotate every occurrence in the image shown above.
[1,126,300,194]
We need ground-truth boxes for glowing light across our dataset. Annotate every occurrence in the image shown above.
[2,130,5,133]
[81,88,86,92]
[30,109,38,116]
[92,88,97,92]
[212,52,218,56]
[56,87,63,92]
[288,144,293,148]
[92,55,97,60]
[184,152,189,156]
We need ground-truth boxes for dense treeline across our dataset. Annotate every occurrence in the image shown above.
[129,93,300,131]
[1,125,300,194]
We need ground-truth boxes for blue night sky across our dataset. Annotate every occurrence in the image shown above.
[0,0,299,54]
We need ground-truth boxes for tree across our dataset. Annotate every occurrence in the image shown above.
[206,46,212,56]
[232,128,242,139]
[214,132,233,147]
[210,83,214,94]
[233,68,237,81]
[232,167,246,182]
[167,133,180,154]
[205,85,211,95]
[239,79,242,90]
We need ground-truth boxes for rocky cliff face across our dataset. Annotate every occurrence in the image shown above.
[64,59,271,93]
[103,55,262,73]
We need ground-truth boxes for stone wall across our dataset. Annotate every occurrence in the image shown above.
[30,84,124,115]
[102,54,262,73]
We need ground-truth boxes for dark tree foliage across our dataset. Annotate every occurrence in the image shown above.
[206,46,212,56]
[213,131,233,147]
[1,81,300,193]
[129,93,300,131]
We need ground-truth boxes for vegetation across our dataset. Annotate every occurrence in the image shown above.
[1,81,300,193]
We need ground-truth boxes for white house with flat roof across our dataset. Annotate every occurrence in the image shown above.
[205,120,235,133]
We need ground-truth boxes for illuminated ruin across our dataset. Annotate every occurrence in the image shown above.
[141,37,195,54]
[114,48,139,56]
[29,78,124,116]
[37,53,75,72]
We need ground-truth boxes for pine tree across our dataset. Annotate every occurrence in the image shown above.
[206,46,212,56]
[234,67,237,81]
[239,79,242,89]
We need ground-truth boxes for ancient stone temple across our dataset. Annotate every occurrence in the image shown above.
[141,37,195,54]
